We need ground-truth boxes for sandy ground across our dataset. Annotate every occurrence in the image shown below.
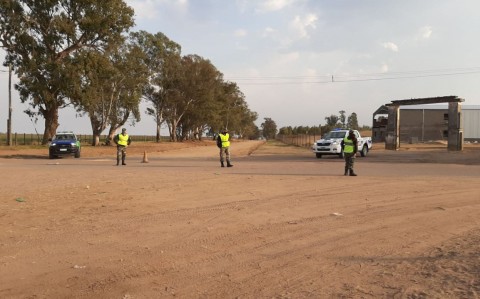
[0,140,479,298]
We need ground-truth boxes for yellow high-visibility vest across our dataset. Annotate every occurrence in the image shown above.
[219,133,230,148]
[117,134,129,146]
[343,136,354,153]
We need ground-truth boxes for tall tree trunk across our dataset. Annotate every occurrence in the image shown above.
[170,121,177,142]
[107,127,117,146]
[156,123,161,143]
[90,117,104,146]
[92,135,100,146]
[155,105,163,143]
[41,105,60,145]
[91,126,102,146]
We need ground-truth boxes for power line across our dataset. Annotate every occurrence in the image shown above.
[334,70,480,82]
[2,66,480,83]
[227,67,480,80]
[334,66,480,79]
[226,67,480,85]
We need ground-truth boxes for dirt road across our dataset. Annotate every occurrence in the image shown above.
[1,141,479,298]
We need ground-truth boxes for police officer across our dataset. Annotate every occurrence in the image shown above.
[217,128,233,167]
[114,128,131,166]
[341,129,358,176]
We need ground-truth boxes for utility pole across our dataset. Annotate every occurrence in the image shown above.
[7,63,12,146]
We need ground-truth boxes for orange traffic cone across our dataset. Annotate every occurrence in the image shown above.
[142,150,149,163]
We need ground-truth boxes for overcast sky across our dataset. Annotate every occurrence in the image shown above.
[1,0,480,135]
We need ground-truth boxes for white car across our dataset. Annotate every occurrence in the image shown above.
[312,129,372,158]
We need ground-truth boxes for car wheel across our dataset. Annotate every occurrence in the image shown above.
[75,151,81,158]
[49,152,55,159]
[360,145,368,157]
[338,150,344,159]
[315,153,322,159]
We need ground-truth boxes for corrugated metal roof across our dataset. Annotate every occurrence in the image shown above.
[401,104,480,110]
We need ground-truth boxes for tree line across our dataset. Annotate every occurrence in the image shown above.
[0,0,259,145]
[278,110,371,136]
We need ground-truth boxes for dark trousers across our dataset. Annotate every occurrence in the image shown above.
[344,152,355,172]
[117,145,127,162]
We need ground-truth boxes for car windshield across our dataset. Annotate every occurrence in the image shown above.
[55,134,74,140]
[324,131,346,139]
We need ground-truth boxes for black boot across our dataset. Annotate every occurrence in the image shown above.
[221,161,225,167]
[227,161,233,167]
[116,158,120,166]
[344,167,348,176]
[349,169,357,176]
[122,157,126,165]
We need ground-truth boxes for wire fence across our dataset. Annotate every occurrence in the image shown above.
[1,132,374,147]
[276,134,319,149]
[0,133,169,146]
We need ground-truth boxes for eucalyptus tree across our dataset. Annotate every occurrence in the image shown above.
[261,117,277,140]
[164,54,220,142]
[216,82,258,139]
[67,42,148,146]
[179,77,231,141]
[324,114,340,132]
[104,43,148,144]
[218,82,243,130]
[178,96,215,140]
[347,112,359,130]
[130,31,181,142]
[278,126,294,135]
[181,82,257,141]
[0,0,134,144]
[204,81,236,136]
[339,110,346,128]
[235,108,258,139]
[66,50,115,145]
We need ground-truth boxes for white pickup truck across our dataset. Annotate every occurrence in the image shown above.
[312,129,372,158]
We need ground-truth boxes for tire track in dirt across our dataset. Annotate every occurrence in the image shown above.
[57,181,480,297]
[2,141,480,298]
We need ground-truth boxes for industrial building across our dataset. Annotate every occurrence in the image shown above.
[373,102,480,144]
[372,96,480,151]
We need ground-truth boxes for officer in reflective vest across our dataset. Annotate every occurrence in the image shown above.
[216,128,233,167]
[114,128,132,166]
[341,130,358,176]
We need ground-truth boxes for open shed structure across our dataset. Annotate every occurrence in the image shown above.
[380,96,464,151]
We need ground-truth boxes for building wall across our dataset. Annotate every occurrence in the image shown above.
[372,105,480,143]
[399,109,448,142]
[463,110,480,140]
[372,118,387,142]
